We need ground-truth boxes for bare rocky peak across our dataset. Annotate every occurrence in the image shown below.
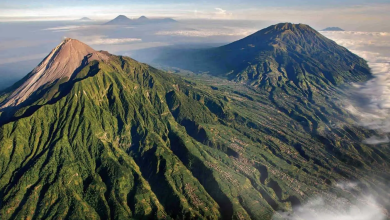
[0,38,109,109]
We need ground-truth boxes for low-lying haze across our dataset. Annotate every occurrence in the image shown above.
[0,19,272,90]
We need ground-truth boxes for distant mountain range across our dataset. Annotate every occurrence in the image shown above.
[78,17,92,21]
[321,27,344,31]
[105,15,177,25]
[0,23,389,220]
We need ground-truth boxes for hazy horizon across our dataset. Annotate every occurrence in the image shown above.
[1,16,390,89]
[1,0,389,28]
[1,0,390,90]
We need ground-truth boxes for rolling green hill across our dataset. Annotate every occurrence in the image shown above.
[0,29,389,220]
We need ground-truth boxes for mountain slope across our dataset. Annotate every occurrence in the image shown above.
[0,38,389,220]
[0,38,108,109]
[154,23,373,138]
[156,23,370,87]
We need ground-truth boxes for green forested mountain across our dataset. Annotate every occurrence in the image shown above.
[0,26,389,220]
[155,23,371,87]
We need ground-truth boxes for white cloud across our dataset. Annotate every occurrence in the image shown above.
[89,42,170,54]
[155,28,256,37]
[321,31,390,37]
[274,196,385,220]
[89,38,142,45]
[215,8,227,15]
[321,31,390,140]
[213,7,232,19]
[321,31,390,48]
[363,136,390,145]
[273,182,387,220]
[79,35,142,45]
[43,25,85,32]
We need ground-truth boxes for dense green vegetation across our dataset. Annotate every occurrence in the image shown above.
[0,23,389,220]
[156,23,371,87]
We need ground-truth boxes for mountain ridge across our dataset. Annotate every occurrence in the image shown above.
[0,27,389,220]
[219,23,369,84]
[155,22,370,88]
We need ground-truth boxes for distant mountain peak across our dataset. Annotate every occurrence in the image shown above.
[53,38,94,53]
[161,17,177,22]
[264,23,315,33]
[322,27,344,31]
[105,15,132,25]
[116,15,129,19]
[157,22,370,88]
[0,39,109,109]
[79,17,91,21]
[105,15,177,25]
[231,23,320,48]
[273,22,297,29]
[242,23,319,42]
[138,15,148,20]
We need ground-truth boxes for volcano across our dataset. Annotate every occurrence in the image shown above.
[0,27,389,220]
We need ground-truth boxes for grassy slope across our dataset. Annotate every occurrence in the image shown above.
[0,55,389,220]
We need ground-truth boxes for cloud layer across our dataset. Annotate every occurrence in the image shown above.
[43,25,85,32]
[273,182,387,220]
[155,28,256,37]
[86,36,142,45]
[321,31,390,138]
[274,195,385,220]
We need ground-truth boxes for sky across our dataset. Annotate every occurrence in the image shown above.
[1,0,390,30]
